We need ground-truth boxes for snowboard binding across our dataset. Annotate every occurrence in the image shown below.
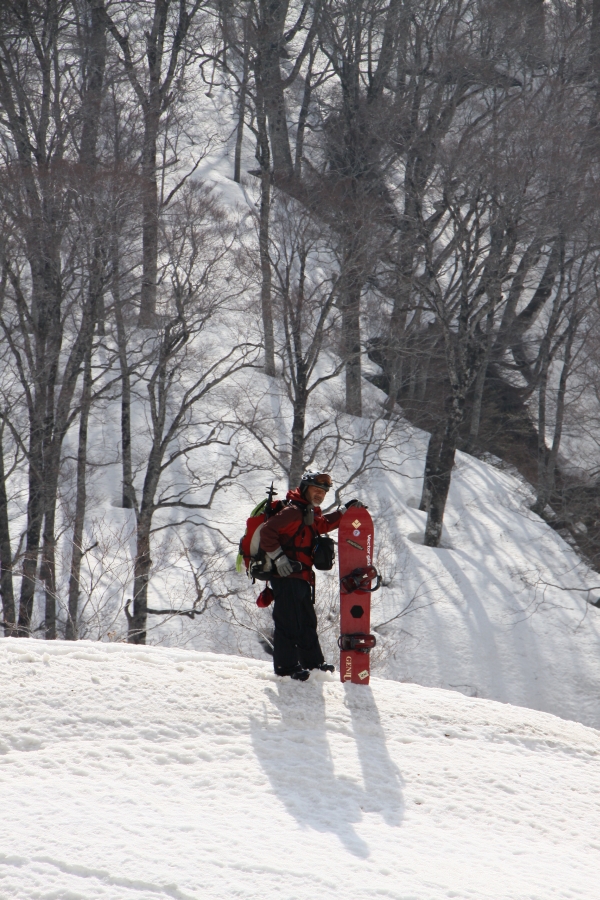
[340,565,381,595]
[338,633,377,653]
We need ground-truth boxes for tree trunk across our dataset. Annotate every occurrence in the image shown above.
[253,0,294,179]
[545,326,574,497]
[259,171,275,376]
[592,0,600,88]
[385,309,408,414]
[66,345,93,640]
[80,0,106,157]
[294,49,314,177]
[532,323,575,516]
[288,375,307,488]
[423,433,457,547]
[256,86,276,376]
[386,201,419,413]
[423,396,466,547]
[417,351,430,401]
[128,433,163,643]
[233,19,249,184]
[467,310,495,451]
[467,359,488,451]
[17,392,46,636]
[264,71,293,178]
[129,512,152,645]
[112,242,136,509]
[41,465,60,640]
[128,454,161,644]
[0,424,16,636]
[139,109,160,326]
[342,273,362,417]
[419,424,443,512]
[531,343,550,516]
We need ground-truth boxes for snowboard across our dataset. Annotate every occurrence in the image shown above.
[338,508,378,684]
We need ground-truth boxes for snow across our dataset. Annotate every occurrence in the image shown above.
[1,638,599,900]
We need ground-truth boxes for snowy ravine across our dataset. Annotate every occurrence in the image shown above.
[1,639,599,900]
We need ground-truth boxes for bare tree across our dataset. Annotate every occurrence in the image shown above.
[270,193,343,485]
[0,1,107,636]
[96,0,208,325]
[122,183,259,643]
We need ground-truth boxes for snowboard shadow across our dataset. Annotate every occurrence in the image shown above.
[250,681,404,858]
[343,683,404,828]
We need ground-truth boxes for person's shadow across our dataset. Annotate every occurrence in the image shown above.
[250,680,404,858]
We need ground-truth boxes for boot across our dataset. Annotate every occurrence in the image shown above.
[290,667,310,682]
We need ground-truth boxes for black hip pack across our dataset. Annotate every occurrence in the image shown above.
[312,534,335,570]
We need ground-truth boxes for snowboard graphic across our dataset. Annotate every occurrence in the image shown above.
[338,508,379,684]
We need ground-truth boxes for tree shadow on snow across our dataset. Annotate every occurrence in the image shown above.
[250,681,404,858]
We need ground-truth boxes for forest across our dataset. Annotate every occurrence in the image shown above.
[2,0,600,646]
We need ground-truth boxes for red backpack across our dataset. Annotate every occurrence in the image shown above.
[236,485,286,582]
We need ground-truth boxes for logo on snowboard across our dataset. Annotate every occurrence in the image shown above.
[358,669,369,681]
[344,655,353,681]
[352,519,361,529]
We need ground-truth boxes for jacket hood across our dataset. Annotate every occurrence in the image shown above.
[286,488,321,513]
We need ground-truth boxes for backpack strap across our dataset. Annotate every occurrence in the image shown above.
[279,503,317,560]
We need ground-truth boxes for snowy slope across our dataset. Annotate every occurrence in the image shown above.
[7,93,600,731]
[1,639,599,900]
[133,399,600,730]
[91,134,600,728]
[358,435,600,729]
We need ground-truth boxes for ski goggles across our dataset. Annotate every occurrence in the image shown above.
[309,473,333,490]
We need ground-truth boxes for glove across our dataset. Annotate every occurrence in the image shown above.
[339,498,365,514]
[274,553,294,577]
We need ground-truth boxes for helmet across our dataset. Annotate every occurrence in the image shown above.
[300,470,333,493]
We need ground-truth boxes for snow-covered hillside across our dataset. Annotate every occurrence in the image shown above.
[1,639,599,900]
[6,100,600,733]
[109,393,600,729]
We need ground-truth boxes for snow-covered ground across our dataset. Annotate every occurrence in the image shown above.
[1,638,599,900]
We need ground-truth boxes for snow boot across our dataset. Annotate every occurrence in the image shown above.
[290,667,310,682]
[315,663,335,673]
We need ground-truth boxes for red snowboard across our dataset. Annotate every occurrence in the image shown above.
[338,508,378,684]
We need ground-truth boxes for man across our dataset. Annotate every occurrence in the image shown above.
[260,470,363,681]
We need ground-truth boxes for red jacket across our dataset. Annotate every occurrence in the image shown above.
[259,489,342,583]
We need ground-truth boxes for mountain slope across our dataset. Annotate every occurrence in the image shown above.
[166,404,600,729]
[1,639,599,900]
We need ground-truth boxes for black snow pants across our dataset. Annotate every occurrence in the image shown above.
[271,577,325,676]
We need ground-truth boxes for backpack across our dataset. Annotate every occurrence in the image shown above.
[236,486,286,582]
